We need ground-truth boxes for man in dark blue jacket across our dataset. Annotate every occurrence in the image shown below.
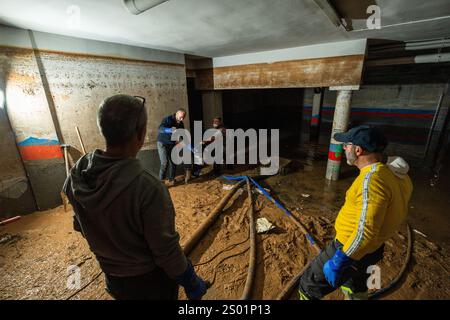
[157,109,186,185]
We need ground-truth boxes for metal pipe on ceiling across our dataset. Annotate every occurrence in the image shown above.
[367,52,450,67]
[312,0,350,31]
[415,52,450,63]
[371,39,450,53]
[405,39,450,48]
[123,0,169,15]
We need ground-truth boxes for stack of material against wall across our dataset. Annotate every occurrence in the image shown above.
[0,26,188,215]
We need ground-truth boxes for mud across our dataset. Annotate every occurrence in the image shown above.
[0,152,449,300]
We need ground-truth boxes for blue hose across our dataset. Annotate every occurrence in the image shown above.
[223,175,317,247]
[223,175,291,217]
[248,177,292,217]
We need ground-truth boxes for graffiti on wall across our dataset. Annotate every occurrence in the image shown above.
[17,137,63,161]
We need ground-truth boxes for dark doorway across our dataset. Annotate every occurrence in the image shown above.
[222,88,304,145]
[186,78,203,132]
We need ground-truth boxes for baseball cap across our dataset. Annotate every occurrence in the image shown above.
[334,125,388,153]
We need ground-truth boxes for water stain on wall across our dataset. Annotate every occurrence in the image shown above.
[1,46,189,212]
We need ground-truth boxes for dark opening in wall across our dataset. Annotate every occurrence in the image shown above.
[222,88,304,145]
[186,77,203,131]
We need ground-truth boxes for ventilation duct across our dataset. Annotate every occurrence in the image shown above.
[123,0,169,15]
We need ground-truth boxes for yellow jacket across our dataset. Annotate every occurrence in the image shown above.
[335,160,413,260]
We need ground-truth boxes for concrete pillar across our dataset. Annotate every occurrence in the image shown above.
[202,91,223,129]
[325,89,353,181]
[310,88,324,141]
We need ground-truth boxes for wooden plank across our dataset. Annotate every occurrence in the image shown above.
[195,54,365,90]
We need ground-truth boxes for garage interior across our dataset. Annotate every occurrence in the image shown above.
[0,0,449,300]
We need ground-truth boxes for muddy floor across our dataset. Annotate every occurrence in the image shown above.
[1,148,449,300]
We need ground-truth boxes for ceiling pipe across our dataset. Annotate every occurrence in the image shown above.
[123,0,169,15]
[415,52,450,63]
[371,39,450,53]
[367,52,450,67]
[405,39,450,48]
[351,14,450,33]
[312,0,351,31]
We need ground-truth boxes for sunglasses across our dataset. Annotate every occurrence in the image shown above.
[134,96,146,108]
[134,96,146,131]
[343,142,354,148]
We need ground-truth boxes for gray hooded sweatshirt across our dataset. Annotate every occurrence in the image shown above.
[63,149,187,278]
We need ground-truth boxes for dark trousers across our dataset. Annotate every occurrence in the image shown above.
[211,147,233,175]
[192,164,202,177]
[105,267,179,300]
[157,141,176,181]
[299,240,384,300]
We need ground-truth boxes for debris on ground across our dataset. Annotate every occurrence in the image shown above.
[0,233,22,246]
[256,218,276,234]
[413,229,428,238]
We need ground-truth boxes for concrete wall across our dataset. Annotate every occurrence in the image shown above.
[0,26,189,215]
[302,84,447,165]
[212,39,367,67]
[195,39,367,90]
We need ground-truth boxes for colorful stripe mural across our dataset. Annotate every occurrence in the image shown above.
[328,143,343,161]
[17,137,63,161]
[303,105,435,119]
[311,114,320,125]
[303,104,436,145]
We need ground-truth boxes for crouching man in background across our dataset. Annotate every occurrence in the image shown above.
[63,94,207,300]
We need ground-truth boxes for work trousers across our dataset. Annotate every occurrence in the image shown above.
[157,141,176,181]
[105,267,179,300]
[298,240,384,300]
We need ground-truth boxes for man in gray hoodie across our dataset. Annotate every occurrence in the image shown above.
[63,94,207,300]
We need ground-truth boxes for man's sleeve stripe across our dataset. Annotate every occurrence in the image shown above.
[345,163,379,256]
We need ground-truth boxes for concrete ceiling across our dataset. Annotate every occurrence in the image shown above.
[1,0,450,57]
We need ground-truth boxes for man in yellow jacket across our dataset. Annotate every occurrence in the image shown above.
[298,125,413,300]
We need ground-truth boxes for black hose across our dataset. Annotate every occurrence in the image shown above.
[240,178,257,300]
[369,224,413,299]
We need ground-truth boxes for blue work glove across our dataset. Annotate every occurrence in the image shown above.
[323,249,354,288]
[163,127,174,134]
[175,261,208,300]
